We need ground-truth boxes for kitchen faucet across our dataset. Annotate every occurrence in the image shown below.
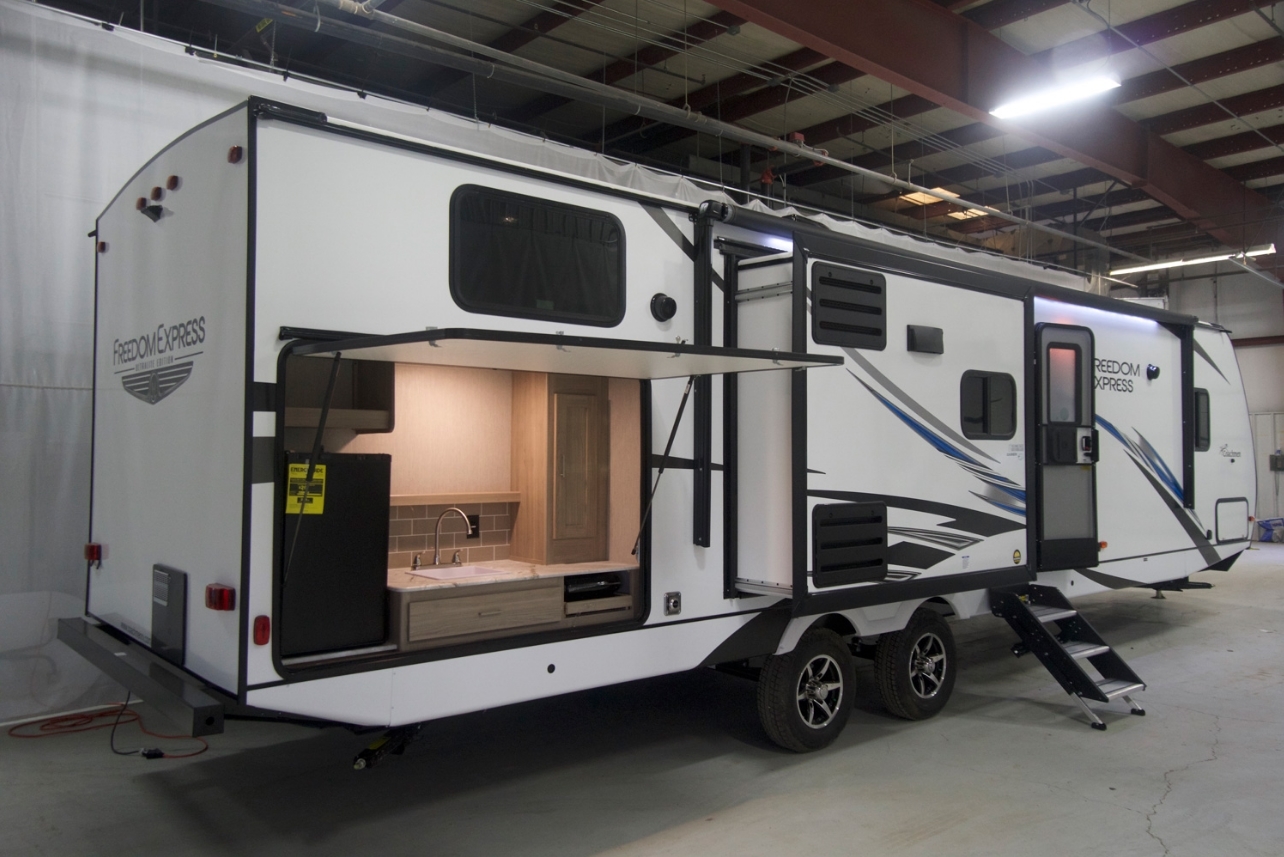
[434,507,474,565]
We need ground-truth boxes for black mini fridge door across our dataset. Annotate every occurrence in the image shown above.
[280,452,391,658]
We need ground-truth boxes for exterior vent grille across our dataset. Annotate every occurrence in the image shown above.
[811,502,888,588]
[811,263,886,350]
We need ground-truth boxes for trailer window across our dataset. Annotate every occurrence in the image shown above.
[1194,388,1211,451]
[1046,345,1080,424]
[960,371,1016,440]
[450,185,625,327]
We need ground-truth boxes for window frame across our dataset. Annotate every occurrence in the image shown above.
[448,184,627,328]
[960,370,1018,441]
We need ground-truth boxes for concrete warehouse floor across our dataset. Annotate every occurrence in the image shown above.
[4,547,1283,857]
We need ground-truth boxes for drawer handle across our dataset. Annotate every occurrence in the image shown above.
[477,609,502,617]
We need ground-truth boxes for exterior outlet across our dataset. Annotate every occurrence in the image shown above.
[664,592,681,616]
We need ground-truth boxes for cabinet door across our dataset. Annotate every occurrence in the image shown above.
[550,376,609,562]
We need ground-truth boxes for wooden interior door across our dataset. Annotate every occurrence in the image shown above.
[549,376,609,562]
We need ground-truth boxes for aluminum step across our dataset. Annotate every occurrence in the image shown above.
[1062,641,1110,659]
[1029,604,1077,623]
[1096,679,1146,700]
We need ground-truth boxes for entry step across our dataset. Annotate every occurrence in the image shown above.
[1030,604,1076,623]
[1097,679,1146,700]
[1062,641,1110,659]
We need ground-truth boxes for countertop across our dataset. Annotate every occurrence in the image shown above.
[387,559,639,592]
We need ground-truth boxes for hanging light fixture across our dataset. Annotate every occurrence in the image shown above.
[990,76,1121,119]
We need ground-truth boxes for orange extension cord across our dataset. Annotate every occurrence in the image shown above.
[7,700,208,759]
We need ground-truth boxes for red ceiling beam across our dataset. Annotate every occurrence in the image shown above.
[960,0,1068,31]
[1224,155,1284,183]
[794,35,1284,188]
[706,0,1280,252]
[1184,123,1284,161]
[1029,0,1275,69]
[503,11,744,125]
[1145,84,1284,135]
[1110,37,1284,106]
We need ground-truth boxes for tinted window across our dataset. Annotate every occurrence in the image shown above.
[1046,345,1079,424]
[961,371,1017,440]
[1195,388,1211,451]
[450,185,624,326]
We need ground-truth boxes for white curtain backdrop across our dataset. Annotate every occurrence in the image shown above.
[0,0,1085,722]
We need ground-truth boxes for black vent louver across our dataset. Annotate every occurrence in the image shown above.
[811,263,886,350]
[811,502,888,588]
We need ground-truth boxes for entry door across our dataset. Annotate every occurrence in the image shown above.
[1036,324,1099,570]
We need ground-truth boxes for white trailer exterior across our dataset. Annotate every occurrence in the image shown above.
[64,100,1255,753]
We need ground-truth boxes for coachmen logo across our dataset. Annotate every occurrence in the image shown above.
[112,316,206,405]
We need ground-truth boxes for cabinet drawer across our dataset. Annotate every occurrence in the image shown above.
[406,584,562,642]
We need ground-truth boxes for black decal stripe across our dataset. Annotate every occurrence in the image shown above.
[251,437,276,484]
[1074,567,1141,590]
[1192,338,1228,384]
[1124,455,1222,566]
[886,542,953,569]
[810,490,1024,537]
[642,204,724,291]
[697,606,792,666]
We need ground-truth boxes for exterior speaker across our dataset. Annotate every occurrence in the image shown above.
[151,564,188,666]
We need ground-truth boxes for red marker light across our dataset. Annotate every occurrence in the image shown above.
[83,543,103,567]
[227,145,243,164]
[135,197,147,211]
[150,186,164,201]
[166,175,181,191]
[253,615,271,646]
[205,584,236,611]
[1099,541,1108,549]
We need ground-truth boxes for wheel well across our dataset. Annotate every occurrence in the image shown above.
[921,597,954,617]
[810,613,857,639]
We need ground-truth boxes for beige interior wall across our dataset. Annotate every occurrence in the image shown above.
[608,378,642,563]
[341,364,513,495]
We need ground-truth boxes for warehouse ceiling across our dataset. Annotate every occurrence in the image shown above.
[43,0,1284,288]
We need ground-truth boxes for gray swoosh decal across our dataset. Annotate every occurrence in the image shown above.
[843,348,998,463]
[1192,338,1228,384]
[642,204,723,291]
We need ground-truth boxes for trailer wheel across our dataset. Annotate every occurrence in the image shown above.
[875,608,956,720]
[756,628,854,752]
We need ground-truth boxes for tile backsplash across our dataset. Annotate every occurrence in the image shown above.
[387,502,515,569]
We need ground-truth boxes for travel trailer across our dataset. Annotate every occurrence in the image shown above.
[63,99,1255,761]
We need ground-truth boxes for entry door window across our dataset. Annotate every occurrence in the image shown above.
[1046,345,1080,424]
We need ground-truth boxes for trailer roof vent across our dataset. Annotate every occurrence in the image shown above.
[811,502,888,588]
[811,263,886,350]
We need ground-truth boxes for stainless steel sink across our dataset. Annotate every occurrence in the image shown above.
[408,565,506,581]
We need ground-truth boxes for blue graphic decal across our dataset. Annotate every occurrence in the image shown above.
[849,372,1025,516]
[1095,415,1183,502]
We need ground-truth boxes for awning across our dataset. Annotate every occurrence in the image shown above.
[289,328,842,379]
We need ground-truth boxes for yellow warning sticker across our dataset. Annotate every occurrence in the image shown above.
[286,464,326,515]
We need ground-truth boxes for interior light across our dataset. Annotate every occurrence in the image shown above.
[897,187,959,206]
[990,76,1120,119]
[1111,245,1276,276]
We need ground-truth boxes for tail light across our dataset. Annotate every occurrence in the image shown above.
[253,615,271,646]
[84,543,103,568]
[205,584,236,611]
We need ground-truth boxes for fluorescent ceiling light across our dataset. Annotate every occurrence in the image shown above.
[990,76,1121,119]
[898,187,958,206]
[1110,245,1276,276]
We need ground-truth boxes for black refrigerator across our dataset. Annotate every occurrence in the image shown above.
[280,452,391,658]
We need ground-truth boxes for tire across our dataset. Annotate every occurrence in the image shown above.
[875,607,956,721]
[757,628,855,752]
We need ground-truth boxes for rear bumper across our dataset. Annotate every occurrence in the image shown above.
[57,617,226,737]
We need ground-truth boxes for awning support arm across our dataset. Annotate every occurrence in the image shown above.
[632,375,697,557]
